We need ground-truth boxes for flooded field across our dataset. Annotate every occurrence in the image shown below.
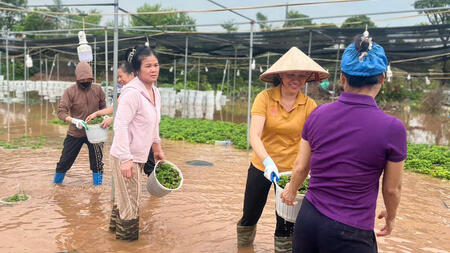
[0,102,449,253]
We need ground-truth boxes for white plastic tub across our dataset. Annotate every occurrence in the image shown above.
[85,123,108,144]
[146,160,183,197]
[275,171,305,223]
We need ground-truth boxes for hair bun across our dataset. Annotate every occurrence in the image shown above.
[125,47,136,63]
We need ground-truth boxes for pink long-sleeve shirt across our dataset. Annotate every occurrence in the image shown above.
[110,77,161,163]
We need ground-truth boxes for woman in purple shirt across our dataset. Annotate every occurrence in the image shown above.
[281,31,407,252]
[109,45,165,241]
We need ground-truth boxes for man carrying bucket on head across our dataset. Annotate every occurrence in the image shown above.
[53,62,106,185]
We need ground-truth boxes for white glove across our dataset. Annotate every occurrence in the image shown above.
[71,118,87,130]
[263,156,280,182]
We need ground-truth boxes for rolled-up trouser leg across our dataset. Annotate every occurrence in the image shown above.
[111,157,142,241]
[109,204,119,232]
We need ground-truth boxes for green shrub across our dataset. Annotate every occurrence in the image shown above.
[431,167,450,180]
[405,143,449,180]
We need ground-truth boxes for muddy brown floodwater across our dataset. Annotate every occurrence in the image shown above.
[0,102,449,253]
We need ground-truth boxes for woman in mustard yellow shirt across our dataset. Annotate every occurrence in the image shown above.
[237,47,329,252]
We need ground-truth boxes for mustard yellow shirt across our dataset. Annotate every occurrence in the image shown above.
[251,85,317,172]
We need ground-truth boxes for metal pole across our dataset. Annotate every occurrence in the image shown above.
[112,0,119,116]
[233,48,237,99]
[57,54,60,81]
[184,36,188,103]
[0,51,2,76]
[111,0,119,204]
[227,59,231,95]
[265,52,270,89]
[197,58,200,90]
[45,58,48,80]
[306,30,312,96]
[94,36,97,83]
[247,22,254,150]
[104,28,109,101]
[6,30,10,142]
[173,57,176,86]
[332,42,341,100]
[24,41,27,137]
[39,50,42,82]
[12,57,15,80]
[232,47,237,123]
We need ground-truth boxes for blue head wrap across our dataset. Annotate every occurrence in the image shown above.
[341,42,388,77]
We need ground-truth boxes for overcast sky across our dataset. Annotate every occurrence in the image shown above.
[28,0,429,31]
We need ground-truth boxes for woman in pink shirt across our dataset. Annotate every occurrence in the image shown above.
[109,45,165,241]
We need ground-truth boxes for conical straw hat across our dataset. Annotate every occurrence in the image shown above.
[260,47,330,83]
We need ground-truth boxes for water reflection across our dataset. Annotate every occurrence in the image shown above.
[0,95,448,146]
[389,110,449,146]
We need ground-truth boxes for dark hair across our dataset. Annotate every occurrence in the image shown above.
[272,75,282,87]
[125,45,159,72]
[118,62,134,75]
[343,34,382,88]
[353,34,370,54]
[342,72,382,88]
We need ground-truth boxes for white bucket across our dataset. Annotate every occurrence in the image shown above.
[85,123,108,144]
[275,171,305,223]
[146,160,183,197]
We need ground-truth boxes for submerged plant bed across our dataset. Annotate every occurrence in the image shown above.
[159,116,247,149]
[277,174,309,194]
[0,135,46,149]
[155,162,182,189]
[1,193,30,204]
[50,119,69,125]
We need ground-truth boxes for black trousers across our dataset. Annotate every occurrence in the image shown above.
[143,147,155,176]
[55,135,104,174]
[293,198,378,253]
[240,163,295,237]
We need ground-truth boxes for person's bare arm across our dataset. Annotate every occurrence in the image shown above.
[377,160,404,236]
[281,139,311,205]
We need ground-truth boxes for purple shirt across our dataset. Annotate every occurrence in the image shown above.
[302,92,407,230]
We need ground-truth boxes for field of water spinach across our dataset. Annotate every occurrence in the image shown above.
[159,116,248,149]
[405,143,450,180]
[48,117,449,179]
[0,136,46,149]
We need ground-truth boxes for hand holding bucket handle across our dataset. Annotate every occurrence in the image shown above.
[263,156,280,183]
[280,182,299,206]
[152,143,166,163]
[71,118,88,130]
[100,115,112,129]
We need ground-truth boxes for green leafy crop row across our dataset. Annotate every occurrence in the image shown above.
[405,143,449,180]
[0,136,47,149]
[159,116,248,149]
